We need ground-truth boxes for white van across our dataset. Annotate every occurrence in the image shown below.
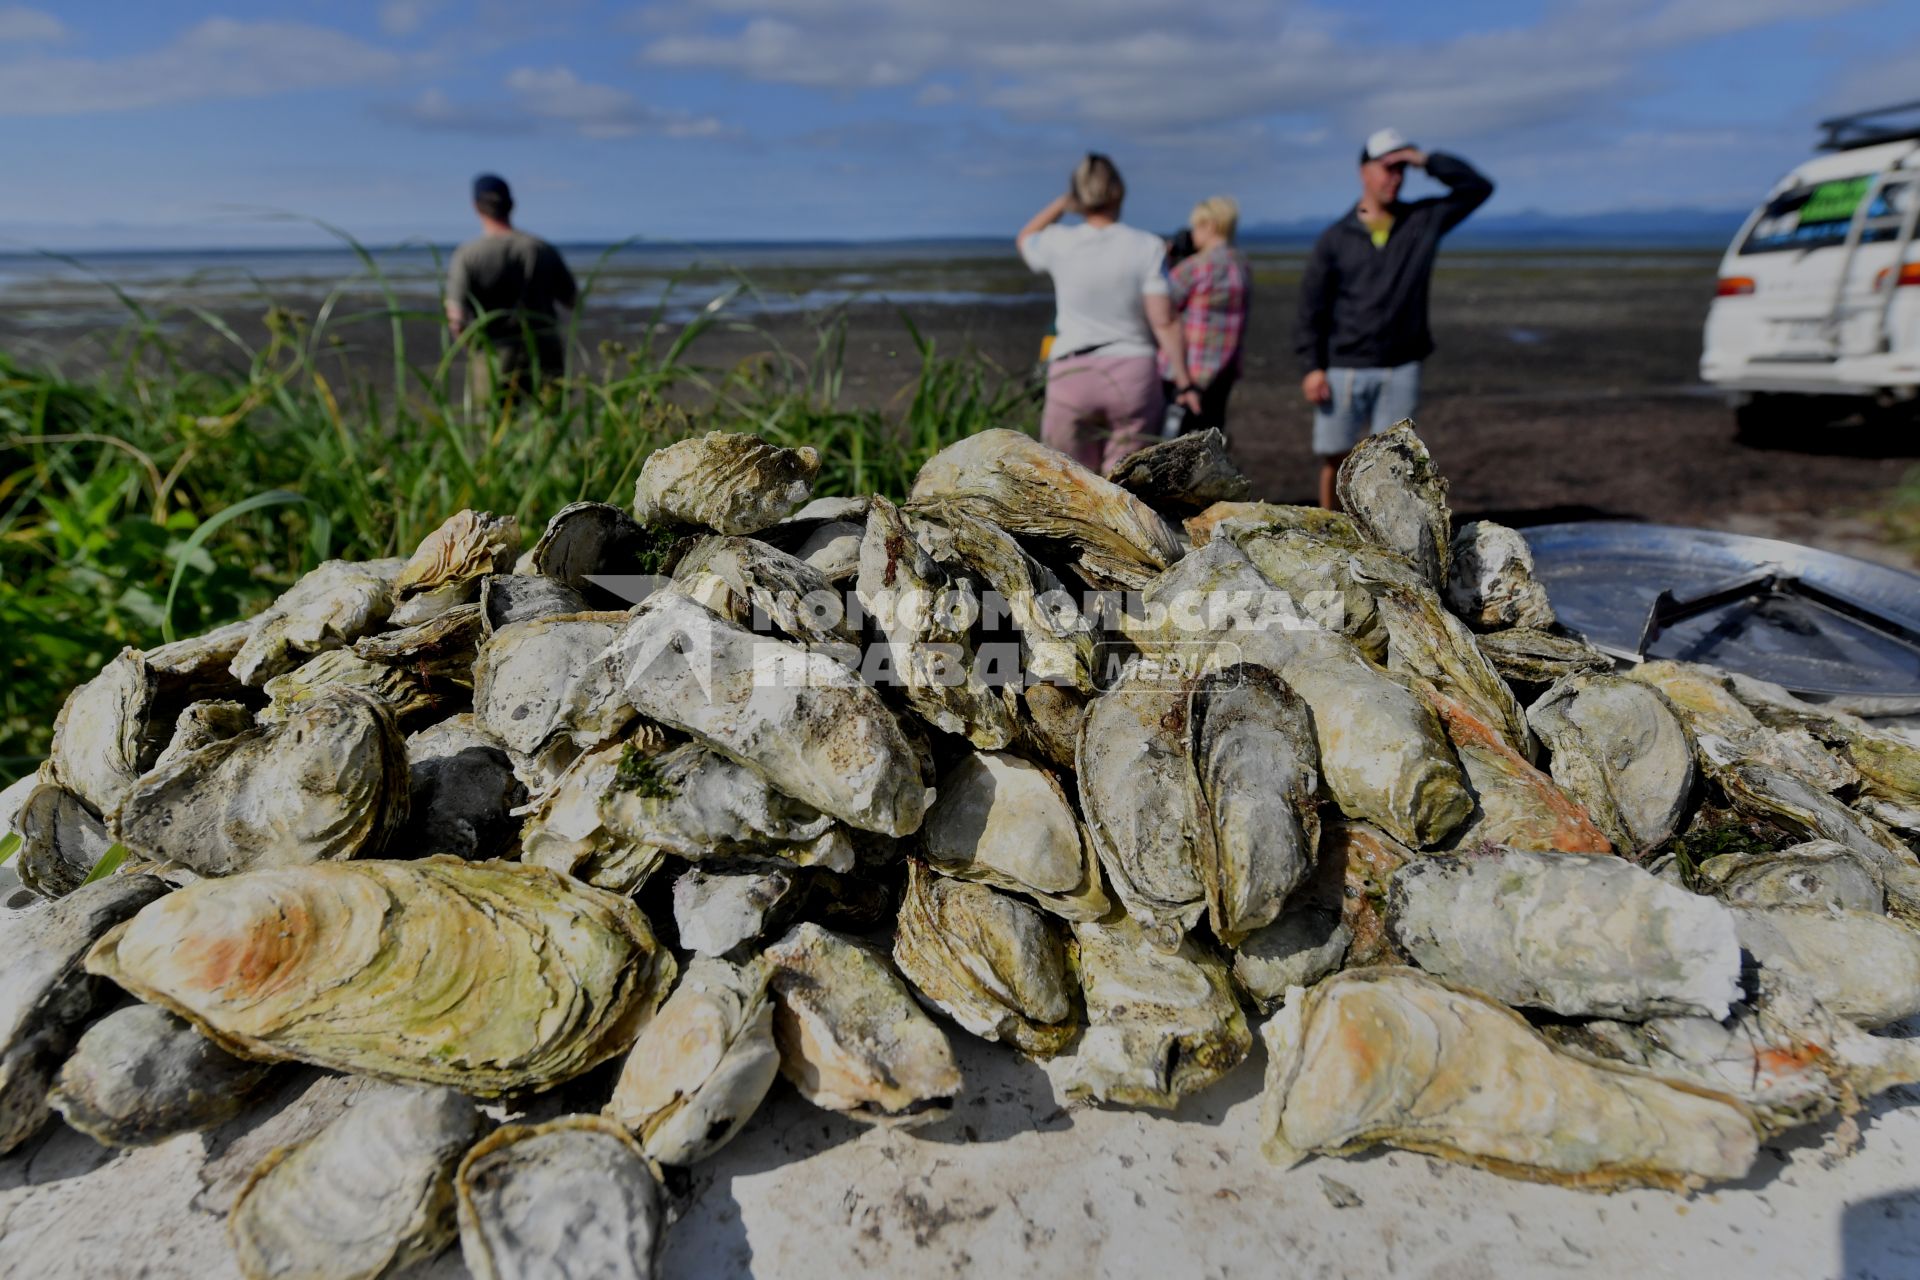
[1701,101,1920,438]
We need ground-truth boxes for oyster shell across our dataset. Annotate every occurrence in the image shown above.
[152,698,254,770]
[351,601,484,679]
[1627,660,1855,788]
[1264,630,1472,849]
[1387,848,1742,1019]
[921,750,1108,921]
[1258,967,1758,1190]
[457,1116,666,1280]
[1548,975,1920,1136]
[391,509,521,625]
[230,558,404,687]
[472,611,637,788]
[1334,422,1451,590]
[1190,663,1321,946]
[1104,427,1251,511]
[1074,662,1209,945]
[85,858,676,1094]
[479,572,591,633]
[856,497,1017,748]
[601,742,856,873]
[760,497,870,584]
[1428,690,1611,854]
[399,714,525,860]
[530,500,655,596]
[48,648,170,816]
[48,1003,274,1147]
[674,533,860,662]
[906,500,1100,692]
[1224,525,1388,662]
[1694,840,1884,913]
[13,772,115,898]
[1713,760,1920,919]
[1315,820,1413,967]
[893,860,1078,1058]
[1444,520,1554,630]
[260,648,442,726]
[1183,500,1361,549]
[111,689,410,875]
[1370,578,1536,758]
[145,615,258,687]
[515,738,670,894]
[764,922,961,1127]
[1526,673,1697,858]
[1059,915,1250,1111]
[607,957,780,1166]
[1733,906,1920,1028]
[672,867,801,956]
[1011,682,1088,772]
[908,428,1181,589]
[1230,903,1350,1013]
[633,431,819,535]
[230,1083,483,1280]
[612,590,930,837]
[1475,627,1612,687]
[0,874,170,1154]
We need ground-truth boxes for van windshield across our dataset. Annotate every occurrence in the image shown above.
[1739,175,1912,254]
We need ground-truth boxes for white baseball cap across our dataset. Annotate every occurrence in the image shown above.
[1362,127,1415,162]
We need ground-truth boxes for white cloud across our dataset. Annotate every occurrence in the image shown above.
[383,66,731,140]
[379,0,447,37]
[0,19,408,116]
[0,6,62,43]
[640,0,1860,142]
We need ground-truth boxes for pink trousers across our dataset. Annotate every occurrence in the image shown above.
[1040,353,1163,474]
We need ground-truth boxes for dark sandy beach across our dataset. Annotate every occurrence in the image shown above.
[6,245,1915,566]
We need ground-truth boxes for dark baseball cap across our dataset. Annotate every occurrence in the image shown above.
[472,173,512,202]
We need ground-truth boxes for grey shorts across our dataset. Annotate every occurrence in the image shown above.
[1313,362,1422,456]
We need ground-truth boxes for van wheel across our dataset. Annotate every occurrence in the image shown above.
[1733,395,1792,446]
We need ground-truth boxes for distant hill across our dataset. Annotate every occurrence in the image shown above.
[1244,207,1749,246]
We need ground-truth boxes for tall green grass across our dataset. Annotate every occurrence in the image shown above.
[0,256,1036,783]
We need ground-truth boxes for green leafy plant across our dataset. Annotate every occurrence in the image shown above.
[0,247,1035,785]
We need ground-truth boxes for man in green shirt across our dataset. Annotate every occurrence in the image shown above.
[445,174,578,395]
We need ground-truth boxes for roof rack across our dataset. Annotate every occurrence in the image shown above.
[1818,99,1920,151]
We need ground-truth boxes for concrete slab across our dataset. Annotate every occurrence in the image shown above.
[4,1028,1919,1279]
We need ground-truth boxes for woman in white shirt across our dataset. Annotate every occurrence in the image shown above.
[1018,154,1201,473]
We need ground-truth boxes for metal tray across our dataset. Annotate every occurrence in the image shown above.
[1519,522,1920,704]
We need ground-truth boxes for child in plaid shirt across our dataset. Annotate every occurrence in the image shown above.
[1164,196,1250,433]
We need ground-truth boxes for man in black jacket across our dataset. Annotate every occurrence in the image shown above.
[1294,129,1493,507]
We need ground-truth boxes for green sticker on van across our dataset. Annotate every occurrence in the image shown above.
[1798,177,1870,227]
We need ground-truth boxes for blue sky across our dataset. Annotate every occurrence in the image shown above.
[3,0,1918,248]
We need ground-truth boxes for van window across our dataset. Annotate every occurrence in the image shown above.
[1739,176,1912,255]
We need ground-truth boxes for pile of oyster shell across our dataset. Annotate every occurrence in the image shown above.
[7,422,1920,1277]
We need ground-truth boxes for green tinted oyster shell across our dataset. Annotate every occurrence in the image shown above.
[84,858,675,1095]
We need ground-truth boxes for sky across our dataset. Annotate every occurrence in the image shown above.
[3,0,1919,248]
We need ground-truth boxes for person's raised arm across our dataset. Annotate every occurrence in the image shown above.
[1017,194,1073,261]
[1295,232,1336,404]
[1419,150,1494,233]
